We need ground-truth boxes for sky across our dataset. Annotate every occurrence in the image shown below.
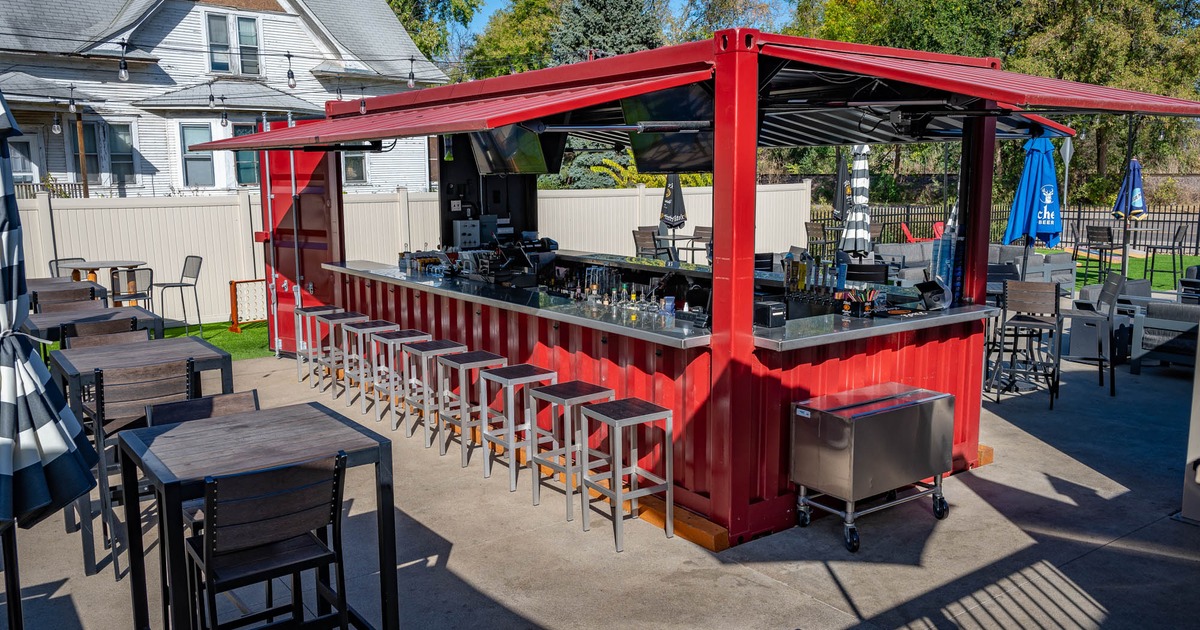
[468,0,507,35]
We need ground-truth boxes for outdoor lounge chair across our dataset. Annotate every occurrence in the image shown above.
[1062,272,1126,396]
[1131,302,1199,374]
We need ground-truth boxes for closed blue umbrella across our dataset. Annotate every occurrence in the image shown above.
[1112,157,1146,220]
[1004,136,1063,278]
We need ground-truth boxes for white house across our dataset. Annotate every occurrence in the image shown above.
[0,0,447,198]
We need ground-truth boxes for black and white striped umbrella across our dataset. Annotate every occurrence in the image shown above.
[0,91,96,529]
[839,145,872,257]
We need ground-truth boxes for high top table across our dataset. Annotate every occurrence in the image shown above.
[58,260,147,306]
[119,402,398,630]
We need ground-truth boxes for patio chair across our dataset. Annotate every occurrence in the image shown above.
[84,359,195,579]
[989,280,1062,409]
[36,299,107,314]
[62,329,150,350]
[900,222,934,243]
[754,253,776,272]
[60,316,137,344]
[145,390,260,427]
[868,222,885,243]
[185,452,350,630]
[805,222,836,258]
[676,226,713,263]
[32,286,95,313]
[153,255,202,336]
[1144,225,1187,288]
[632,230,670,260]
[1062,271,1125,397]
[845,263,888,284]
[1080,226,1118,282]
[110,267,154,311]
[932,221,945,239]
[49,257,85,278]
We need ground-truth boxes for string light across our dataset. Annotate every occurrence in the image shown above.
[359,87,366,115]
[407,56,415,89]
[67,85,76,113]
[219,96,228,127]
[51,112,61,135]
[118,38,129,81]
[208,83,215,108]
[336,81,343,101]
[286,51,296,89]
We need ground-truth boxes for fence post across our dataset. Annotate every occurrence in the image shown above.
[1193,208,1200,257]
[29,192,55,275]
[396,186,410,253]
[236,189,257,280]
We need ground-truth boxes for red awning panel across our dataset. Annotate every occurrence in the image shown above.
[193,70,713,151]
[762,45,1200,116]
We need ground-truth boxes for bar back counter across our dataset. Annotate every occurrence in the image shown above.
[328,258,992,544]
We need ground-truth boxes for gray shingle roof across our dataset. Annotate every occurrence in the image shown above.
[0,0,160,55]
[134,78,323,114]
[295,0,447,84]
[0,72,102,102]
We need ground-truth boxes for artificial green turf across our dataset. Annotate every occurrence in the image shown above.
[164,320,272,361]
[1036,248,1198,292]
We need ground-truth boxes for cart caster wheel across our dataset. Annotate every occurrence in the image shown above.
[933,496,949,520]
[885,489,898,502]
[844,527,860,553]
[797,509,811,528]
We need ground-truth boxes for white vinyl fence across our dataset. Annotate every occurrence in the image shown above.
[19,181,810,326]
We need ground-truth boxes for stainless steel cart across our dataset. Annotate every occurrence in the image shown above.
[790,382,955,552]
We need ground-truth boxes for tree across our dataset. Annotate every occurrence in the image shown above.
[669,0,784,43]
[549,0,662,63]
[388,0,483,58]
[463,0,560,79]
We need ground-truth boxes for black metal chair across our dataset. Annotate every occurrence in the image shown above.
[754,253,775,272]
[632,230,670,260]
[153,255,203,336]
[805,222,836,259]
[1081,226,1118,282]
[185,452,350,630]
[48,257,85,278]
[1144,225,1187,288]
[845,263,888,284]
[110,267,154,311]
[676,226,713,263]
[1062,272,1126,397]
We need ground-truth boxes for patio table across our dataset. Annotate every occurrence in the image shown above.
[28,279,109,305]
[118,402,398,630]
[22,306,162,343]
[57,259,146,283]
[653,233,695,262]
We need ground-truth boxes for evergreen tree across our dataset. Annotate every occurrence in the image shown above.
[464,0,560,79]
[549,0,663,64]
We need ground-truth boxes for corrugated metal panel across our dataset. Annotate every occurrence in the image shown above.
[194,70,715,151]
[763,44,1200,116]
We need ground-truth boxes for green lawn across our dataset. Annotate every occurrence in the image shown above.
[1037,248,1196,292]
[165,321,273,361]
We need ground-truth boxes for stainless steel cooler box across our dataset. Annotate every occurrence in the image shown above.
[790,382,955,552]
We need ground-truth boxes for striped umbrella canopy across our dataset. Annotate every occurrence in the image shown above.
[0,91,96,529]
[839,144,872,257]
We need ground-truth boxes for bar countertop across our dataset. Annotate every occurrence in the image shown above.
[325,261,713,349]
[325,261,995,352]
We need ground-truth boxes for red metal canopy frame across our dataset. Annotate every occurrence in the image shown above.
[214,29,1200,544]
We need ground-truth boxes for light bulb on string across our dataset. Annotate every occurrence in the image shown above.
[285,52,296,89]
[407,56,415,89]
[336,81,343,101]
[68,85,76,113]
[208,84,215,108]
[359,87,366,115]
[118,39,129,81]
[51,112,61,135]
[219,96,228,127]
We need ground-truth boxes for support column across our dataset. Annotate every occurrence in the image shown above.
[709,28,759,536]
[960,113,997,305]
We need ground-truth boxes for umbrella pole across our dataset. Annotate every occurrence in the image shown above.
[1022,239,1032,281]
[2,522,22,630]
[1120,115,1137,278]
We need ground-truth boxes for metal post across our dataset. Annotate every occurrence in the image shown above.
[261,112,281,356]
[288,112,303,320]
[709,28,759,535]
[960,114,997,305]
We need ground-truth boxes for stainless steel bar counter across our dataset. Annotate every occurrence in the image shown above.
[325,260,997,353]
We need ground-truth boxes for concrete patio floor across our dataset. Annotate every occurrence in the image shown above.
[4,352,1199,629]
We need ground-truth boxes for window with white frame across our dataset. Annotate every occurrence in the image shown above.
[68,121,136,186]
[206,13,260,75]
[343,151,368,184]
[181,123,215,187]
[233,123,259,185]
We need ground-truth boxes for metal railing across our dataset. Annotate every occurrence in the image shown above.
[16,182,86,199]
[813,201,1200,254]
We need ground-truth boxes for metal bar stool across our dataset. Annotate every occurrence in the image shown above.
[1145,225,1187,289]
[580,398,674,552]
[530,381,614,522]
[437,350,508,467]
[370,329,432,430]
[402,339,467,447]
[314,311,369,399]
[343,320,400,412]
[295,305,342,385]
[479,364,557,492]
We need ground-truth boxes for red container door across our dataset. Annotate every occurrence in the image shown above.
[258,119,341,354]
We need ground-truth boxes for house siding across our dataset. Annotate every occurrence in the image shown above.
[2,0,430,197]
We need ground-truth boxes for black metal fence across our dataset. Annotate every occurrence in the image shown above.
[812,202,1200,255]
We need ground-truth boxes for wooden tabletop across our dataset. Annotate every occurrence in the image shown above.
[120,402,387,486]
[24,306,161,340]
[27,277,74,288]
[50,336,227,378]
[29,280,108,298]
[57,260,146,269]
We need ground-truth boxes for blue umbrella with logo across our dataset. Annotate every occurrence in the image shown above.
[1004,136,1062,279]
[1112,157,1146,221]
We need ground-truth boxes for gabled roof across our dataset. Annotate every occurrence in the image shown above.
[134,78,323,114]
[294,0,447,84]
[0,72,102,103]
[0,0,161,56]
